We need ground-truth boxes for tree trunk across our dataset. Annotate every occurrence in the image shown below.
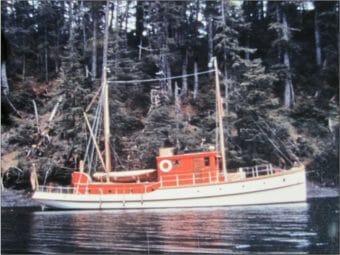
[55,20,60,74]
[81,1,87,53]
[193,61,199,100]
[221,0,225,22]
[259,0,264,20]
[124,1,130,46]
[207,15,213,66]
[114,0,120,71]
[195,0,200,22]
[313,2,322,67]
[91,3,97,81]
[1,62,9,96]
[275,5,281,62]
[284,50,294,109]
[69,0,74,43]
[282,12,294,110]
[22,54,26,81]
[136,1,144,43]
[282,11,289,41]
[181,50,188,97]
[109,1,114,31]
[166,61,172,96]
[44,26,49,83]
[82,1,88,77]
[138,40,142,60]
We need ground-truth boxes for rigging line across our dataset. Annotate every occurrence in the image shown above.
[260,118,300,156]
[107,69,214,84]
[250,110,301,164]
[85,90,104,172]
[84,92,102,163]
[90,112,103,175]
[88,93,104,174]
[110,144,127,170]
[252,118,294,166]
[88,90,104,174]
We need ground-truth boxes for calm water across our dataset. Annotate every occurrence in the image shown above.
[1,197,339,254]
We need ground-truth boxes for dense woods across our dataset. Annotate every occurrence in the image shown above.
[1,1,339,189]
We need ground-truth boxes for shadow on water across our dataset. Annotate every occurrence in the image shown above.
[1,198,339,254]
[1,208,36,254]
[307,198,339,254]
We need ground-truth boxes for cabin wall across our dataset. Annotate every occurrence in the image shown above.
[156,152,220,187]
[72,172,91,185]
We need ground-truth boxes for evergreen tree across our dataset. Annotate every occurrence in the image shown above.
[2,1,35,79]
[215,2,280,167]
[267,1,301,110]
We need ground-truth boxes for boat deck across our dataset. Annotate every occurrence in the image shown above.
[36,164,301,195]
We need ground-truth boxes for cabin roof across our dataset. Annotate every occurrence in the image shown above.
[156,151,220,160]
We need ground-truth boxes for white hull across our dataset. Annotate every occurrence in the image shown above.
[33,169,306,210]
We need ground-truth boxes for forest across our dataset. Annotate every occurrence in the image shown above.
[1,0,339,189]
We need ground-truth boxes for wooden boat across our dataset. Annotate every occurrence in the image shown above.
[32,58,306,210]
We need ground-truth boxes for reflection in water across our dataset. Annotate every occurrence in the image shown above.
[1,208,33,253]
[1,198,339,254]
[307,198,339,254]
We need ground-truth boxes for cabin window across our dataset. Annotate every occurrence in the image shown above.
[204,157,210,166]
[173,160,180,166]
[218,159,222,170]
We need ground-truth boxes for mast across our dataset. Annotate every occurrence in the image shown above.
[214,57,228,179]
[102,0,111,182]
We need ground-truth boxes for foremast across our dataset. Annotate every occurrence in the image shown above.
[214,57,228,179]
[102,0,111,182]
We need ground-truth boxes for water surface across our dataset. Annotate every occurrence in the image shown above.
[2,197,338,254]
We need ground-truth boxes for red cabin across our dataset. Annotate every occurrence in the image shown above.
[71,147,222,194]
[156,148,222,187]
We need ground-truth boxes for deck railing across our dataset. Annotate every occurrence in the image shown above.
[35,182,160,195]
[239,164,274,178]
[36,164,277,194]
[36,185,74,194]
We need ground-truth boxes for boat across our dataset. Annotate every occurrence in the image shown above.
[32,57,307,210]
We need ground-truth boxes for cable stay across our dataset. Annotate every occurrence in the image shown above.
[107,69,214,85]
